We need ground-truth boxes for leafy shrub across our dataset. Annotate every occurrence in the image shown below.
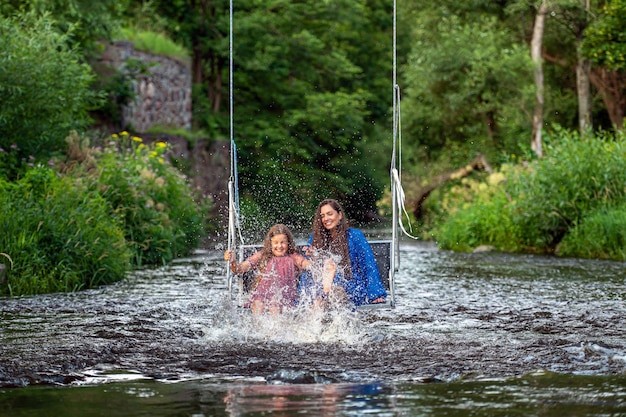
[0,12,96,179]
[0,166,130,296]
[507,127,626,250]
[68,132,209,266]
[434,170,521,252]
[434,127,626,258]
[557,206,626,261]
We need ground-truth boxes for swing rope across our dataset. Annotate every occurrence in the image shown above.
[391,0,419,244]
[227,0,245,296]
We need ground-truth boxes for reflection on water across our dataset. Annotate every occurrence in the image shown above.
[2,372,625,416]
[1,240,626,415]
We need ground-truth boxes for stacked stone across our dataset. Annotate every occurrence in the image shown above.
[101,41,192,132]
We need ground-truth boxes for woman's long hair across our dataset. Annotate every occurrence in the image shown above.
[257,223,297,272]
[311,199,351,278]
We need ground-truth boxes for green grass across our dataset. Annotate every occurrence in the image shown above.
[115,27,190,64]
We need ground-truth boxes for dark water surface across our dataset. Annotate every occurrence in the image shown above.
[1,241,626,415]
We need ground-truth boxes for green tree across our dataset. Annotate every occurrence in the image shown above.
[583,0,626,71]
[132,0,394,226]
[0,12,96,179]
[1,0,127,54]
[583,0,626,129]
[401,8,533,164]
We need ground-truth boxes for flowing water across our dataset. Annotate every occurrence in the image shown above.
[1,240,626,416]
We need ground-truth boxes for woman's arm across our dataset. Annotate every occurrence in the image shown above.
[348,229,387,303]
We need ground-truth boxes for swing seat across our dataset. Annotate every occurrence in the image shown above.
[229,240,395,309]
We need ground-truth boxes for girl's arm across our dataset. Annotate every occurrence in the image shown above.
[321,259,336,294]
[296,254,336,294]
[224,250,252,274]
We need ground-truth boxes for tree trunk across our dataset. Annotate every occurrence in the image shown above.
[576,0,592,134]
[589,68,626,130]
[531,0,547,158]
[576,48,592,133]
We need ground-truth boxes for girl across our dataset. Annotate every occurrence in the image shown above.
[224,224,334,315]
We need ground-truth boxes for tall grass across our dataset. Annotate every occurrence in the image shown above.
[0,167,130,296]
[0,130,210,296]
[557,206,626,261]
[434,168,523,252]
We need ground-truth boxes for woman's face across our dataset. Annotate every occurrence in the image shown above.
[270,233,289,257]
[319,204,342,231]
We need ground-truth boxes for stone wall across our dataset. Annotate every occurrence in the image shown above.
[98,42,230,238]
[99,41,192,132]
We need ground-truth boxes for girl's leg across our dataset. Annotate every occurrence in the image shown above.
[267,303,281,316]
[251,299,265,315]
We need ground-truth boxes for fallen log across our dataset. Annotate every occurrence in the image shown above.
[412,154,492,221]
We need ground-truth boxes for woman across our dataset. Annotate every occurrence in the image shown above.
[301,198,387,307]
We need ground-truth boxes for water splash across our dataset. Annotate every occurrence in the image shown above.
[199,295,368,345]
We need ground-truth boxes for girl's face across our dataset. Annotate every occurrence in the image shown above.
[319,204,342,231]
[270,234,289,257]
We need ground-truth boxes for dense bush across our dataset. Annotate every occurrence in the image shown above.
[557,206,626,261]
[0,131,211,296]
[0,13,96,179]
[435,170,522,252]
[0,167,130,296]
[509,128,626,251]
[434,127,626,260]
[64,131,209,266]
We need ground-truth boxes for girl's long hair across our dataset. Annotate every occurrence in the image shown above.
[311,199,351,278]
[257,223,297,272]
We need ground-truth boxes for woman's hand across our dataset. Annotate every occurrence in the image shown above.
[371,297,386,304]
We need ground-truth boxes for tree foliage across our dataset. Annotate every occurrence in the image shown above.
[128,0,393,226]
[3,0,626,234]
[1,0,127,53]
[401,4,534,164]
[0,12,96,179]
[583,0,626,71]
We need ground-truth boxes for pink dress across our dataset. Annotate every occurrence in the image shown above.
[247,252,307,310]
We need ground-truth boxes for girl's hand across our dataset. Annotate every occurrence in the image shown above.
[322,259,336,294]
[225,250,239,273]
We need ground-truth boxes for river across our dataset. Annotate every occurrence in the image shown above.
[1,240,626,416]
